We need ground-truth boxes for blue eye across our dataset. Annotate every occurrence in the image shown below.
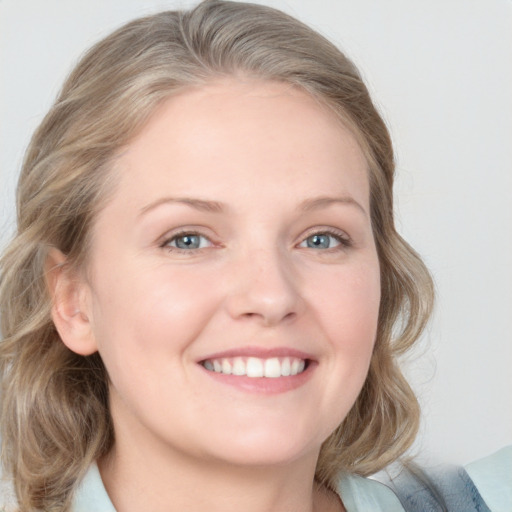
[300,232,343,249]
[165,233,211,250]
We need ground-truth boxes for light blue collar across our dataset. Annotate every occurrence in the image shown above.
[72,463,116,512]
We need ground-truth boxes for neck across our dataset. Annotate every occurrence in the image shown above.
[99,441,343,512]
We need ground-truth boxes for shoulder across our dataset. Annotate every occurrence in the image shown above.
[369,447,512,512]
[335,472,405,512]
[465,445,512,512]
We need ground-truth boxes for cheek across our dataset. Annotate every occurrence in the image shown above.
[312,259,381,386]
[88,260,221,359]
[318,261,380,338]
[295,261,380,442]
[86,263,225,421]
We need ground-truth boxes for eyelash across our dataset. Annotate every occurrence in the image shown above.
[160,227,352,254]
[160,230,213,253]
[297,228,352,251]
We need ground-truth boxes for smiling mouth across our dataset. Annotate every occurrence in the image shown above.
[200,356,308,378]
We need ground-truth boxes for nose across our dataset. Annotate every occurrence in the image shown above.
[225,247,304,326]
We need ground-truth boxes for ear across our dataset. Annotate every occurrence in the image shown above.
[46,248,98,356]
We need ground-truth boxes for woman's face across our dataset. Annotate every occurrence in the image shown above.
[81,79,381,468]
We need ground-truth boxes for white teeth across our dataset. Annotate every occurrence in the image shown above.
[264,358,281,378]
[232,357,245,376]
[281,357,291,377]
[221,359,232,375]
[202,356,307,378]
[246,357,264,377]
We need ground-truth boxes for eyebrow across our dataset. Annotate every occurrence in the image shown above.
[139,195,367,217]
[299,196,368,217]
[139,197,226,217]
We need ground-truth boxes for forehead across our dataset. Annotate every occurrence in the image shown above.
[110,79,369,211]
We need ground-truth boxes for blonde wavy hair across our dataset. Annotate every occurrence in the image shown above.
[0,1,434,510]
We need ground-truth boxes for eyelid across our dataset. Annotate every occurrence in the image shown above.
[296,227,353,249]
[159,227,218,252]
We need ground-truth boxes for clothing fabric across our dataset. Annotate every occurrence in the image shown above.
[377,464,492,511]
[72,464,117,512]
[465,446,512,512]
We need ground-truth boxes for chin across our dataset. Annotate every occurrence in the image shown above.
[199,422,325,469]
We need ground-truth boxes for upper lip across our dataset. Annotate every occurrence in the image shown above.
[198,346,315,362]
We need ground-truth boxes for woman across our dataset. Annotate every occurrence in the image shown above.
[0,1,508,511]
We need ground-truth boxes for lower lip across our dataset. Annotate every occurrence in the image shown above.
[198,361,316,394]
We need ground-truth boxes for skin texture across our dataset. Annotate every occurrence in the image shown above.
[50,79,381,512]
